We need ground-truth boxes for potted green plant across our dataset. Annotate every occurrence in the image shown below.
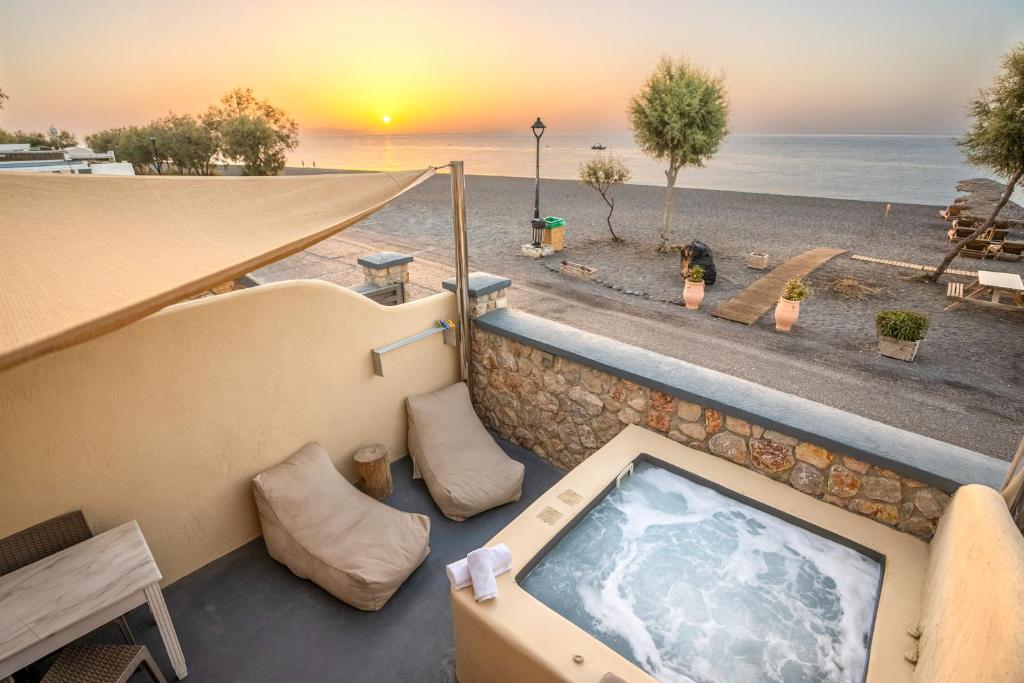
[775,277,809,332]
[683,265,705,310]
[875,310,929,361]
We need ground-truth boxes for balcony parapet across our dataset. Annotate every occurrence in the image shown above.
[470,307,1007,540]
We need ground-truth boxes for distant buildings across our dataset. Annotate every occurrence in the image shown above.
[0,144,134,174]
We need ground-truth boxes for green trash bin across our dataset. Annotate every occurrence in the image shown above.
[543,216,565,250]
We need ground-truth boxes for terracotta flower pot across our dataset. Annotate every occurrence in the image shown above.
[683,280,705,310]
[774,297,801,331]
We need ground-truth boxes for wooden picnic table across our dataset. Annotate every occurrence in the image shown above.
[945,270,1024,313]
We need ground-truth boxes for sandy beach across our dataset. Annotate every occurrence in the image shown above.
[259,171,1024,460]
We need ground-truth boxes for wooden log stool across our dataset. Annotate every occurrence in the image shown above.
[354,444,392,500]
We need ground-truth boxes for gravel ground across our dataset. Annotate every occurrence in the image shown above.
[260,172,1024,461]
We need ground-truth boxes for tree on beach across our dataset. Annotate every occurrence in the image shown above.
[0,127,75,148]
[929,43,1024,281]
[203,87,298,175]
[217,116,292,175]
[579,155,632,241]
[628,57,729,252]
[154,114,218,175]
[86,126,161,174]
[85,88,296,175]
[46,128,77,149]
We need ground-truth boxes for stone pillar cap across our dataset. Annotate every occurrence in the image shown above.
[357,251,414,269]
[442,272,512,297]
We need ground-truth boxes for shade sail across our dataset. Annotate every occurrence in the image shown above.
[0,168,434,372]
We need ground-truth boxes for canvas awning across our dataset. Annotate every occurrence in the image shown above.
[0,168,434,372]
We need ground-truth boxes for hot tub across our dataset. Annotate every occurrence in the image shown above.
[451,425,929,683]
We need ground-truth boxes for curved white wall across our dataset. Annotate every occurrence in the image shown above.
[0,281,459,583]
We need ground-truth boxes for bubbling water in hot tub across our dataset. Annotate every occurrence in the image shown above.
[521,462,882,683]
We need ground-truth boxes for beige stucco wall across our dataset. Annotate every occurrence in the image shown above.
[0,280,459,584]
[915,484,1024,682]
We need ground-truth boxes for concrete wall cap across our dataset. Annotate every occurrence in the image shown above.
[356,251,414,269]
[442,272,512,298]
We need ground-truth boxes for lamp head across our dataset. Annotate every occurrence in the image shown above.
[531,117,546,139]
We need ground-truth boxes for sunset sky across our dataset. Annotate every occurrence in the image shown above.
[1,0,1022,138]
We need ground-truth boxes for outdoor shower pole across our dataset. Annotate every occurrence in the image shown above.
[451,160,471,384]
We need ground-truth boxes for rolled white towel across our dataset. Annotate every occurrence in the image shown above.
[468,546,506,601]
[446,543,512,590]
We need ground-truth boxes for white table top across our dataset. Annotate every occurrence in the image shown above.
[0,521,161,662]
[978,270,1024,291]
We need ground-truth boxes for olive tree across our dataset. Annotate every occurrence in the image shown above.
[579,155,631,241]
[203,88,298,175]
[930,44,1024,281]
[86,126,159,174]
[628,57,729,252]
[153,114,218,175]
[46,128,77,149]
[0,128,74,148]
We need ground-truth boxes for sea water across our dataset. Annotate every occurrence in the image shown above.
[290,131,1009,206]
[520,462,881,683]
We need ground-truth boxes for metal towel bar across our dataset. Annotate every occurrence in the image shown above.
[371,322,457,377]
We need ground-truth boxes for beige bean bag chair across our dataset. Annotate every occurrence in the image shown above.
[252,442,430,611]
[407,382,525,521]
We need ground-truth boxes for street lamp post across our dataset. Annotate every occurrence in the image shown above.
[149,136,161,175]
[530,117,546,246]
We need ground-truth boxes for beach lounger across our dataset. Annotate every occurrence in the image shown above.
[406,381,525,521]
[996,240,1024,261]
[939,204,963,220]
[948,226,973,241]
[949,226,1009,242]
[252,442,431,611]
[959,239,999,259]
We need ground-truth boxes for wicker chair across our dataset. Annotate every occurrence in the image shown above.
[40,644,166,683]
[0,510,134,644]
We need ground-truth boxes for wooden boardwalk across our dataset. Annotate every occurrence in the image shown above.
[849,254,976,278]
[713,247,847,325]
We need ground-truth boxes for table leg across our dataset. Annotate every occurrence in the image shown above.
[991,288,1002,303]
[144,583,187,679]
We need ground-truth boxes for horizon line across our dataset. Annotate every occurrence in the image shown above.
[299,128,962,139]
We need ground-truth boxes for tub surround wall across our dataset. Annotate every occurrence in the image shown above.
[452,426,929,683]
[470,301,1005,541]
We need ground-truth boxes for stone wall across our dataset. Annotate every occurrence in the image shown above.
[470,326,950,540]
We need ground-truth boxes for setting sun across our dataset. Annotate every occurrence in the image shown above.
[382,115,391,124]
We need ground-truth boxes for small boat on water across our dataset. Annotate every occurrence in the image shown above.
[591,143,606,150]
